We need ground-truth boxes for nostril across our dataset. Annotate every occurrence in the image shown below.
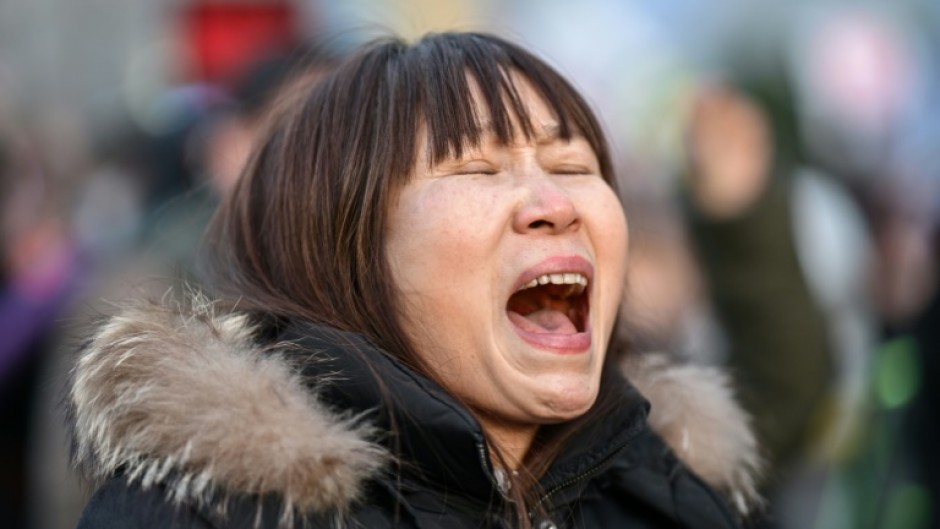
[514,190,580,234]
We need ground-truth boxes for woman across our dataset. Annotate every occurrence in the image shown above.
[69,32,761,528]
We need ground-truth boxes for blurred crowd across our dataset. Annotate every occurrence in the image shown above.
[1,1,937,528]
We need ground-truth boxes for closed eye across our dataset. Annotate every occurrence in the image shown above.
[451,162,499,176]
[549,165,592,175]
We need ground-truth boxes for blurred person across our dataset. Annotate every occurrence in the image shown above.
[682,79,879,528]
[684,83,835,473]
[26,124,154,529]
[0,126,86,529]
[68,32,761,529]
[830,169,940,529]
[811,211,939,529]
[200,44,342,196]
[868,195,938,332]
[146,44,344,280]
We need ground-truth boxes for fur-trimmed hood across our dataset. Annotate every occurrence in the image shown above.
[68,298,762,522]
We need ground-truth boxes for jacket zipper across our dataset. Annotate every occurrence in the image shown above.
[533,421,645,514]
[532,443,626,514]
[478,441,512,499]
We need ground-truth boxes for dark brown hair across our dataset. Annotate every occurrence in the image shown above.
[203,31,626,527]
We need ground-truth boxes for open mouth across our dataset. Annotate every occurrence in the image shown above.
[506,272,590,338]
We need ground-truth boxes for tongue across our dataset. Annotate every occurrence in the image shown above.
[508,308,578,334]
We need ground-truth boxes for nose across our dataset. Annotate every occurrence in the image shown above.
[512,176,580,235]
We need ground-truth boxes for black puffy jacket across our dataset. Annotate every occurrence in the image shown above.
[70,301,761,528]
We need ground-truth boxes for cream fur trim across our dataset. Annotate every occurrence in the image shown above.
[622,353,764,515]
[69,296,386,526]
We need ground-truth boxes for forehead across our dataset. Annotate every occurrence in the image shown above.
[419,72,575,161]
[473,72,563,134]
[468,72,557,128]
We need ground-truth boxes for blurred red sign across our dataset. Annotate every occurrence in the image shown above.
[181,1,298,86]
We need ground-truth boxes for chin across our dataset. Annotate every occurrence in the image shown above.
[537,380,599,422]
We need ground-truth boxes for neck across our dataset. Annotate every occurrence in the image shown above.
[475,413,539,470]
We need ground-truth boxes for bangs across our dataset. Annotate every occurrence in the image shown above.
[407,33,614,183]
[316,33,616,192]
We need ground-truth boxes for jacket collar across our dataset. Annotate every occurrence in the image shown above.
[279,320,652,507]
[68,296,762,526]
[278,320,498,502]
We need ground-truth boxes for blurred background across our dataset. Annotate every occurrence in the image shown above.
[0,1,937,528]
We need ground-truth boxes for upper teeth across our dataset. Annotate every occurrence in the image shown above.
[518,273,588,291]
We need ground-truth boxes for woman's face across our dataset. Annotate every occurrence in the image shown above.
[386,76,628,430]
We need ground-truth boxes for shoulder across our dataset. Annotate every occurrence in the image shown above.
[67,295,388,527]
[619,352,764,517]
[76,476,214,529]
[76,475,389,529]
[601,427,745,528]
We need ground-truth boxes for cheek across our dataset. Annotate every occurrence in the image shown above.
[591,189,629,278]
[389,184,497,283]
[389,190,444,274]
[584,187,629,328]
[386,183,502,359]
